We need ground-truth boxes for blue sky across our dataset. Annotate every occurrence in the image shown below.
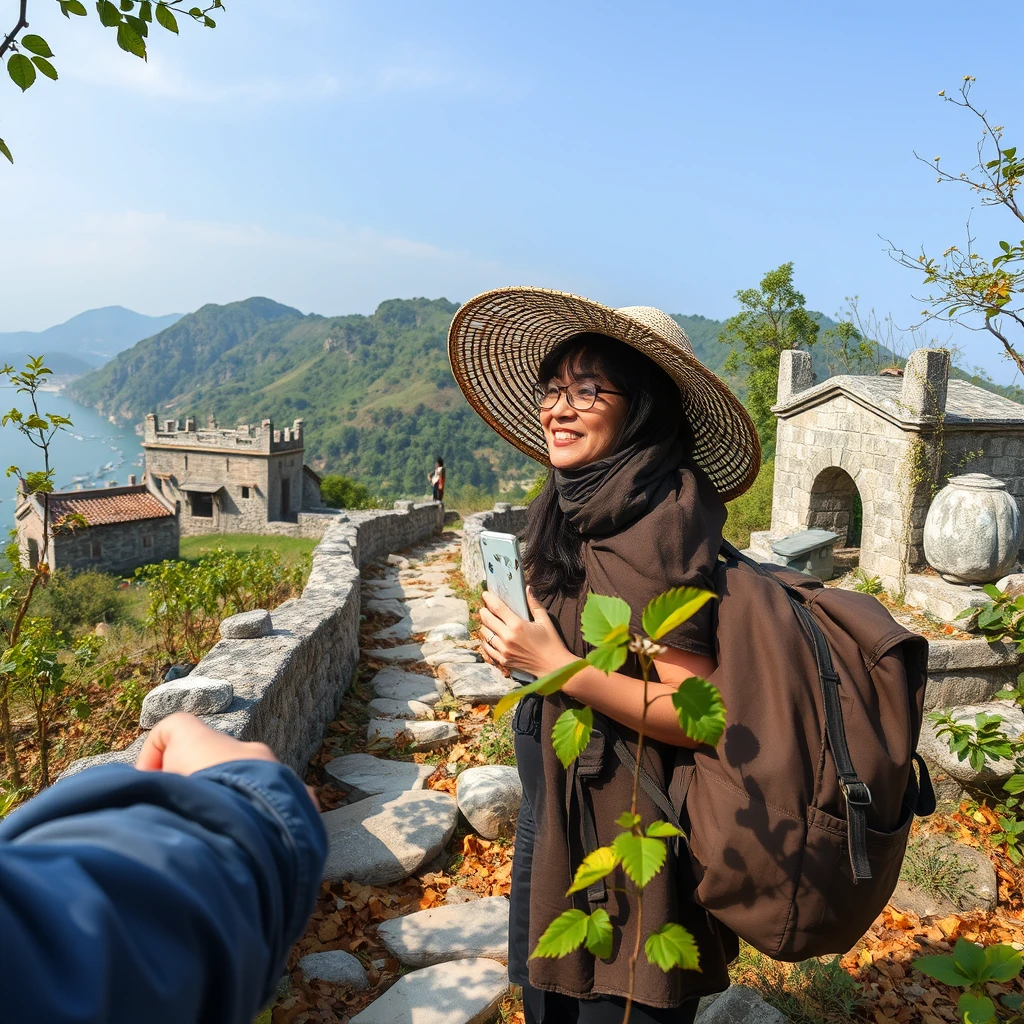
[1,0,1020,380]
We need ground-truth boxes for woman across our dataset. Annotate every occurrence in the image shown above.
[429,457,446,502]
[448,289,761,1024]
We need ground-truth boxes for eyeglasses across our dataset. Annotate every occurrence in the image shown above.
[532,382,627,411]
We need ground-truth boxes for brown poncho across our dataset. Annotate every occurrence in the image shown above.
[522,438,737,1006]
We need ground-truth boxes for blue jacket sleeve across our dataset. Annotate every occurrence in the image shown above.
[0,760,327,1024]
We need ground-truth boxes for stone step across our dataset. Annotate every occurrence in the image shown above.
[324,753,434,802]
[322,789,458,885]
[376,896,509,968]
[424,647,482,667]
[369,668,443,706]
[438,662,517,705]
[368,697,436,720]
[364,598,410,618]
[364,642,443,663]
[374,595,471,642]
[298,949,369,989]
[349,958,508,1024]
[367,718,458,752]
[456,765,521,840]
[363,581,433,601]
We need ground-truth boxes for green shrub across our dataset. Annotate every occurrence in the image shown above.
[320,474,381,510]
[724,460,774,549]
[35,570,130,635]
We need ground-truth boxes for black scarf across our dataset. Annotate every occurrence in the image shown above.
[553,432,689,537]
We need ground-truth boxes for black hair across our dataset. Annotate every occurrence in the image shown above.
[523,332,691,600]
[436,457,444,467]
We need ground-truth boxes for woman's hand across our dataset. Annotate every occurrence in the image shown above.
[479,587,575,679]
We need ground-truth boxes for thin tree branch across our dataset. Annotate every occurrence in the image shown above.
[0,0,28,60]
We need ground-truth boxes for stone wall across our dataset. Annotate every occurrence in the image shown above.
[54,515,180,575]
[63,501,445,777]
[461,504,530,585]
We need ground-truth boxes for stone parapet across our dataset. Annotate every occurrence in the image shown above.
[461,505,530,585]
[62,502,445,778]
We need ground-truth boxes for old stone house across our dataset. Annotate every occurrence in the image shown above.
[15,478,179,575]
[143,415,323,537]
[763,347,1024,583]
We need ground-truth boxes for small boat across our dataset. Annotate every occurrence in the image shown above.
[71,475,89,484]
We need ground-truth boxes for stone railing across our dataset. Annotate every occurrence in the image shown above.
[460,503,529,586]
[63,501,445,778]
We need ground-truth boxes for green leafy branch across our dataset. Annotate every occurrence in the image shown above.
[0,0,225,162]
[495,586,726,1023]
[915,937,1023,1023]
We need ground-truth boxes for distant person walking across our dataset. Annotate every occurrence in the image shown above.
[429,457,445,501]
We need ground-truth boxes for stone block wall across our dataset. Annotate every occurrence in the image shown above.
[62,501,445,778]
[54,516,180,576]
[461,504,530,585]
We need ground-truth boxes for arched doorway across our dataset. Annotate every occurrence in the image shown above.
[807,466,863,557]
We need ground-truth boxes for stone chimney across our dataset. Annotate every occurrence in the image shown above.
[185,417,196,432]
[900,348,949,420]
[128,474,137,486]
[777,349,814,404]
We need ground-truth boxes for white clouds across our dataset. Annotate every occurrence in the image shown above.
[0,209,515,328]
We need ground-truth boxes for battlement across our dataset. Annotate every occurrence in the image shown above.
[143,414,304,454]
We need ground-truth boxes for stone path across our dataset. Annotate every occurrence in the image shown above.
[292,531,517,1022]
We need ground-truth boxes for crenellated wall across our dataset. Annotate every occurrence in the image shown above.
[62,501,445,778]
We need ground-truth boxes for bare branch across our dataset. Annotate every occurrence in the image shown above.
[0,0,29,60]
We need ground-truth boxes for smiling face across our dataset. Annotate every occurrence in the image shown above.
[538,358,630,470]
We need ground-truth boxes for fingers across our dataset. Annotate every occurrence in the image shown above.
[135,716,173,771]
[481,590,514,622]
[526,586,549,620]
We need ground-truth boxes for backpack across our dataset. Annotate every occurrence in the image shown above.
[612,541,935,961]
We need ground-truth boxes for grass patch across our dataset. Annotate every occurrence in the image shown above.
[730,943,865,1024]
[479,709,516,766]
[448,558,484,623]
[179,534,317,566]
[724,459,774,549]
[899,834,976,907]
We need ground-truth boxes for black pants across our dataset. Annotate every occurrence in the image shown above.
[510,697,698,1024]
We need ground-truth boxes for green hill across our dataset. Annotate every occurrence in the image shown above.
[69,296,535,498]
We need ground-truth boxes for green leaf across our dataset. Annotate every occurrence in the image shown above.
[611,832,666,888]
[953,938,987,981]
[914,954,973,986]
[957,993,995,1024]
[96,0,122,26]
[984,583,1004,600]
[1003,774,1024,796]
[644,922,700,972]
[984,944,1024,983]
[125,14,149,36]
[155,2,178,31]
[116,22,147,58]
[616,812,641,829]
[31,56,58,81]
[119,0,133,9]
[203,14,216,27]
[61,0,89,15]
[21,35,53,57]
[642,587,716,641]
[552,706,593,768]
[646,820,685,838]
[580,592,632,648]
[491,659,586,721]
[584,907,613,959]
[671,677,727,747]
[7,53,37,91]
[566,846,620,895]
[139,0,153,21]
[585,642,628,675]
[531,909,589,959]
[0,137,12,164]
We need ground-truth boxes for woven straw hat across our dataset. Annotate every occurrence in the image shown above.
[448,286,762,500]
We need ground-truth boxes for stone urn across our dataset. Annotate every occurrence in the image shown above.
[923,473,1022,583]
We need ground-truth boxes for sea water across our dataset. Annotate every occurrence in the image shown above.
[0,387,145,536]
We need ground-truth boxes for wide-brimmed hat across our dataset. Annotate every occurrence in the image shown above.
[448,286,761,500]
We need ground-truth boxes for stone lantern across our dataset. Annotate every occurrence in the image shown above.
[923,473,1022,584]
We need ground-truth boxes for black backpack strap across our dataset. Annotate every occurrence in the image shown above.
[720,540,874,881]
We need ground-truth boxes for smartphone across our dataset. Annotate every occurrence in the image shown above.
[479,530,534,683]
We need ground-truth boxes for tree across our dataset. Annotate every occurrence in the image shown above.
[718,262,821,458]
[888,78,1024,381]
[1,0,225,163]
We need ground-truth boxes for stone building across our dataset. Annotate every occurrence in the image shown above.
[15,478,179,575]
[762,347,1024,583]
[143,415,324,537]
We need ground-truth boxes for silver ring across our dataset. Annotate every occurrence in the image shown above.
[484,628,493,644]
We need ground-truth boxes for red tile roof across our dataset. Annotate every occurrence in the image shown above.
[45,487,174,527]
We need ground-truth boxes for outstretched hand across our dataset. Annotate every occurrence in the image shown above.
[479,587,575,680]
